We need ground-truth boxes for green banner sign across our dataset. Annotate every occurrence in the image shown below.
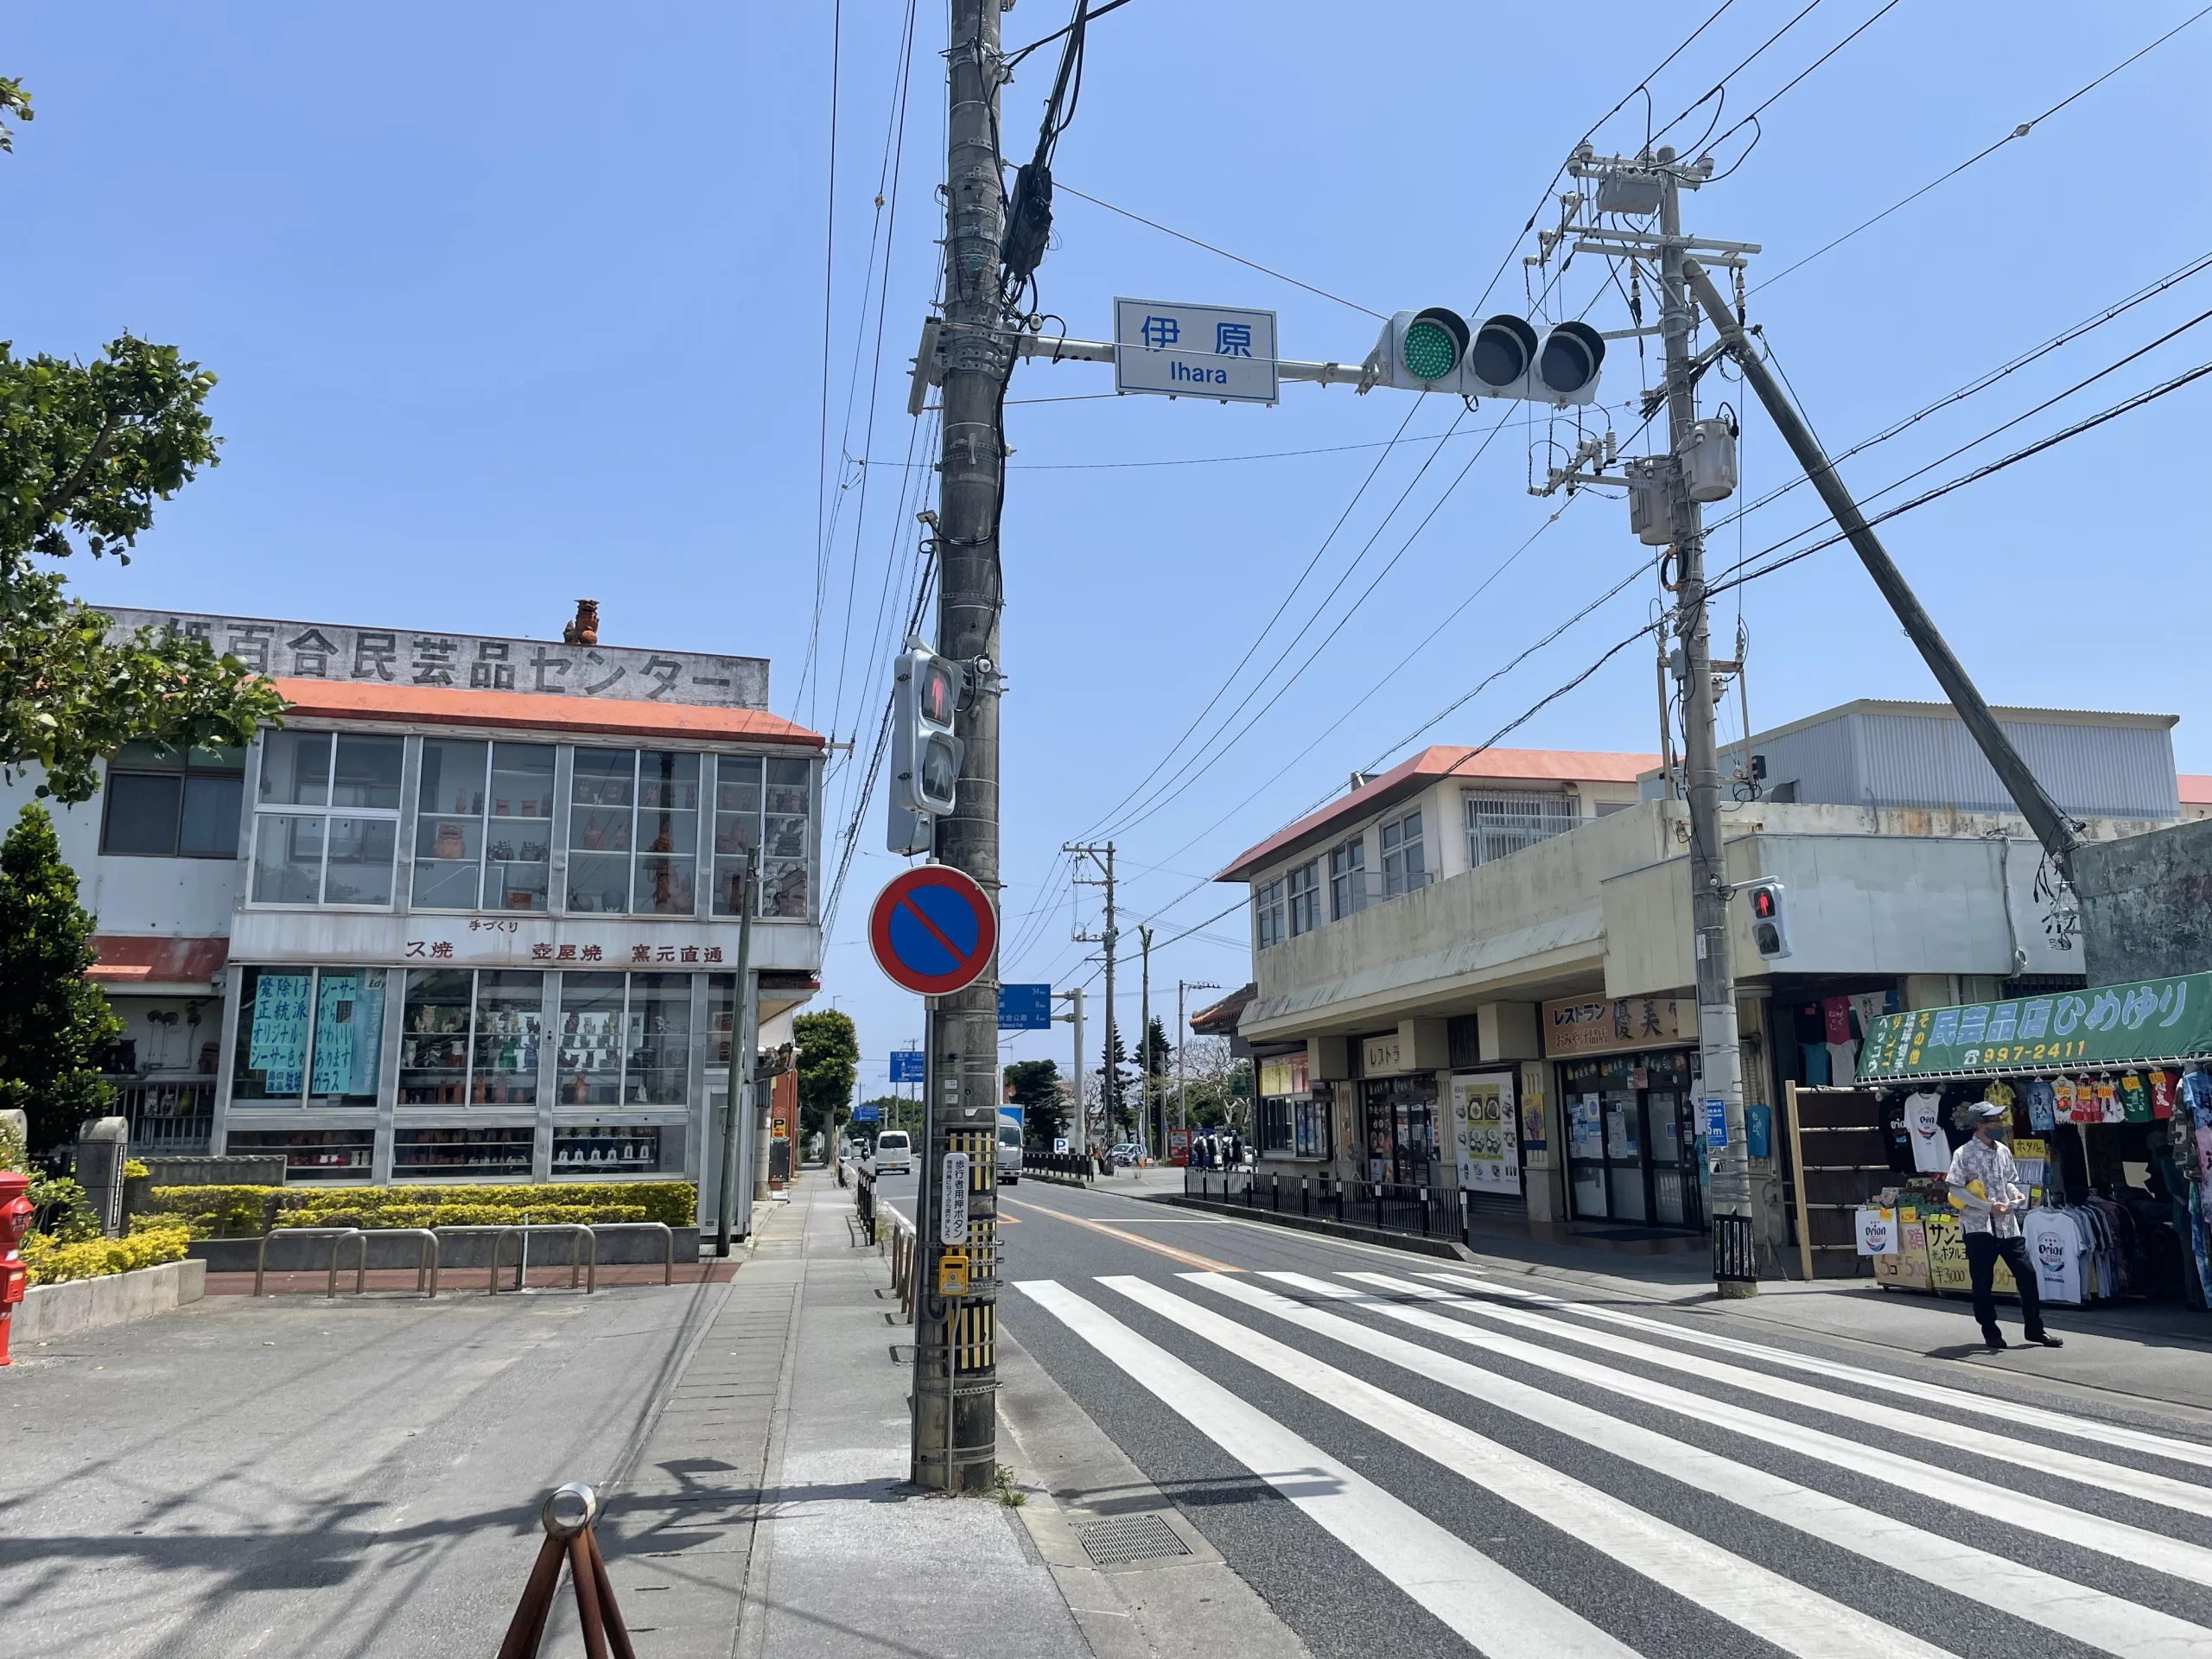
[1857,971,2212,1082]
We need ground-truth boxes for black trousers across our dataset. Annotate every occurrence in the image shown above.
[1964,1230,2046,1338]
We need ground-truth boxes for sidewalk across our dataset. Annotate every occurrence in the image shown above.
[571,1171,1307,1657]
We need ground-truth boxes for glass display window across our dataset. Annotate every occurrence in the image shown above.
[634,751,700,916]
[391,1126,533,1179]
[231,966,386,1105]
[251,730,402,906]
[629,974,691,1104]
[415,739,556,911]
[399,969,545,1105]
[761,757,811,918]
[224,1128,375,1180]
[556,972,627,1106]
[569,750,639,914]
[552,1124,664,1174]
[711,755,763,917]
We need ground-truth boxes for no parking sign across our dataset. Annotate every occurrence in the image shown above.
[868,866,996,996]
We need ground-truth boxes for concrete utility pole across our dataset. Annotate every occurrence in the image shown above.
[1176,979,1219,1154]
[913,0,1007,1495]
[1138,924,1154,1157]
[1651,147,1756,1298]
[1053,986,1085,1154]
[714,848,758,1255]
[1066,841,1118,1145]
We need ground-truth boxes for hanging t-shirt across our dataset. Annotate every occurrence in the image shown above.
[2071,1077,2102,1124]
[2150,1070,2176,1121]
[2098,1077,2126,1125]
[1882,1093,1914,1173]
[2120,1071,2151,1124]
[2025,1209,2085,1305]
[2052,1077,2077,1123]
[2024,1078,2057,1134]
[1904,1090,1949,1174]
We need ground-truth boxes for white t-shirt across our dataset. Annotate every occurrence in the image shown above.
[2025,1209,2083,1305]
[1904,1090,1949,1174]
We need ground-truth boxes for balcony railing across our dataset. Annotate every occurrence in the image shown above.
[106,1077,217,1157]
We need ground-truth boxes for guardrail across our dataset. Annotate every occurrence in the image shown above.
[1021,1151,1096,1186]
[247,1221,669,1298]
[1182,1167,1470,1241]
[880,1198,917,1325]
[497,1482,633,1659]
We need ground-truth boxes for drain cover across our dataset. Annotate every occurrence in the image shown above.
[1078,1513,1191,1567]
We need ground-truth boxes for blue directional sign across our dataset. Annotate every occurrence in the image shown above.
[1704,1096,1728,1150]
[853,1103,881,1122]
[997,982,1052,1031]
[890,1049,925,1084]
[1114,297,1279,404]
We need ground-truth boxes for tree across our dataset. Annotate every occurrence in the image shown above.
[0,78,285,804]
[791,1009,858,1144]
[1002,1058,1065,1147]
[0,803,120,1153]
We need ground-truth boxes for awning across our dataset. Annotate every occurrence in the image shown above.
[1857,970,2212,1084]
[88,936,229,989]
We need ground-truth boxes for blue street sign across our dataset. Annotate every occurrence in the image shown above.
[997,982,1052,1031]
[853,1104,881,1122]
[890,1050,924,1084]
[1704,1096,1728,1149]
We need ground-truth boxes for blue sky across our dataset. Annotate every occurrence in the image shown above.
[13,2,2211,1096]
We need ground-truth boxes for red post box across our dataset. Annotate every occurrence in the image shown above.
[0,1170,33,1367]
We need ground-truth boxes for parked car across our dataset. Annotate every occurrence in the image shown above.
[997,1121,1023,1184]
[870,1129,912,1176]
[1108,1141,1142,1167]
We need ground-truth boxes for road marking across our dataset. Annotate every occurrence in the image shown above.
[1417,1268,2212,1472]
[1011,1279,1634,1658]
[1105,1276,1952,1659]
[1354,1272,2212,1520]
[1225,1273,2212,1659]
[999,1198,1243,1271]
[1300,1273,2212,1590]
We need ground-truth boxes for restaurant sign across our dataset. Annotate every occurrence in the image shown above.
[1542,995,1693,1058]
[1856,971,2212,1082]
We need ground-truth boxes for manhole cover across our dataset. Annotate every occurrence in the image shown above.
[1079,1513,1191,1567]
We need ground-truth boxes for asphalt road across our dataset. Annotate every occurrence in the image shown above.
[884,1167,2212,1659]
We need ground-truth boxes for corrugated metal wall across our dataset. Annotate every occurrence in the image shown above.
[1758,709,2177,819]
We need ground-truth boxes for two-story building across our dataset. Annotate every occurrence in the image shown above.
[8,607,825,1232]
[1213,702,2183,1256]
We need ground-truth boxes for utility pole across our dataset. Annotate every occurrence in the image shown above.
[714,849,758,1255]
[1137,924,1154,1158]
[1066,841,1118,1146]
[1651,145,1755,1298]
[1053,986,1085,1154]
[913,0,1007,1495]
[1176,979,1220,1156]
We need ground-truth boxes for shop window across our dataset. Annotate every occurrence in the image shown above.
[568,749,700,916]
[1286,861,1320,937]
[1294,1096,1332,1158]
[1254,878,1286,950]
[1261,1097,1294,1153]
[391,1126,533,1179]
[1381,810,1426,895]
[711,754,763,916]
[414,739,555,912]
[251,731,402,906]
[552,1124,665,1174]
[398,969,544,1105]
[1328,836,1368,920]
[555,971,691,1107]
[761,757,813,919]
[99,743,245,859]
[1464,790,1579,868]
[224,1128,375,1180]
[231,966,387,1105]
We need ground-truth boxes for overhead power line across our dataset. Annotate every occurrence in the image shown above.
[1054,184,1384,319]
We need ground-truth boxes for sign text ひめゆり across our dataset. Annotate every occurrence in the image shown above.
[1856,971,2212,1080]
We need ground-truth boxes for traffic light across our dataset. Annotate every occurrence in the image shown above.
[891,643,963,831]
[1367,308,1605,404]
[1745,880,1792,961]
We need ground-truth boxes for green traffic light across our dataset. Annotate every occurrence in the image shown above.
[1401,320,1459,383]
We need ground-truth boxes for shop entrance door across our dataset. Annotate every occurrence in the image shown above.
[1646,1090,1704,1229]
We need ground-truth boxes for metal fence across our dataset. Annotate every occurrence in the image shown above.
[1182,1167,1467,1242]
[109,1078,217,1157]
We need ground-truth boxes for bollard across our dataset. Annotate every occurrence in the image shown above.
[496,1482,636,1659]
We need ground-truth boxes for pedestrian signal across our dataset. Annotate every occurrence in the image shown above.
[892,645,964,823]
[1745,880,1792,961]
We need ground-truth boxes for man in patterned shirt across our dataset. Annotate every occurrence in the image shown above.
[1948,1102,2063,1352]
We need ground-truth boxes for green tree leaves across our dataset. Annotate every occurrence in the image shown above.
[0,803,121,1153]
[792,1008,860,1143]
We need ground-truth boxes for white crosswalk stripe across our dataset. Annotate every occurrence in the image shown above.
[1101,1274,1955,1659]
[1010,1279,1637,1658]
[1341,1270,2212,1520]
[1417,1268,2212,1473]
[1009,1269,2212,1659]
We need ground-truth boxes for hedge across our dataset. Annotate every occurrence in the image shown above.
[281,1182,696,1229]
[145,1185,281,1238]
[22,1224,191,1287]
[276,1203,652,1230]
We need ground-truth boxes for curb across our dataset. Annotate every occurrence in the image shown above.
[16,1258,207,1343]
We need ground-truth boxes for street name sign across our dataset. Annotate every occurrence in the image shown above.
[853,1103,881,1121]
[869,866,997,996]
[1114,297,1279,404]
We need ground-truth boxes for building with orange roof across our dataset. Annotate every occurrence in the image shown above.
[3,605,825,1236]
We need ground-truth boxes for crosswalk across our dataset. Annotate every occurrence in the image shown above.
[1012,1268,2212,1659]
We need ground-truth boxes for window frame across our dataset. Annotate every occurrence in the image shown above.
[567,747,704,918]
[1328,836,1368,920]
[552,970,693,1109]
[1380,809,1425,896]
[249,730,404,908]
[1463,789,1580,868]
[99,746,246,860]
[397,967,547,1107]
[413,738,558,913]
[1253,877,1286,950]
[1285,860,1321,937]
[230,964,391,1107]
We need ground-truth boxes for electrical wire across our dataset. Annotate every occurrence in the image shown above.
[1753,3,2212,292]
[1706,0,1903,150]
[1054,184,1383,319]
[1649,0,1826,151]
[796,2,843,722]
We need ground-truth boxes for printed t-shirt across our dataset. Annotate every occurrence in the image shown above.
[2151,1070,2175,1121]
[2024,1079,2057,1133]
[2098,1077,2126,1124]
[1904,1090,1949,1174]
[2120,1072,2151,1123]
[2025,1209,2085,1305]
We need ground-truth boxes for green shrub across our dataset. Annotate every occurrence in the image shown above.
[30,1173,102,1241]
[145,1184,280,1238]
[22,1222,189,1286]
[276,1203,649,1230]
[276,1181,695,1228]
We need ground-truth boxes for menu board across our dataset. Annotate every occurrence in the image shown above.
[1451,1072,1520,1196]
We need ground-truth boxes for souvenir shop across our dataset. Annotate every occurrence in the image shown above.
[1850,971,2212,1313]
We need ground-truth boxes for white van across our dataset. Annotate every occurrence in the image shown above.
[871,1129,912,1176]
[997,1121,1023,1184]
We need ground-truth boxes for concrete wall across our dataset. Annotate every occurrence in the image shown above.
[2073,816,2212,984]
[0,762,238,936]
[16,1257,207,1343]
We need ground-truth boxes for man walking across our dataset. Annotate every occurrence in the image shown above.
[1948,1102,2063,1352]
